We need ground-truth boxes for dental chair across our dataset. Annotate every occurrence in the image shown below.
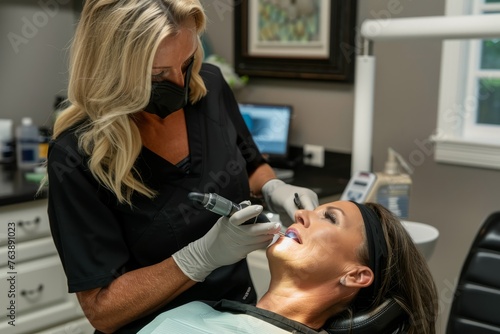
[446,211,500,333]
[324,298,408,334]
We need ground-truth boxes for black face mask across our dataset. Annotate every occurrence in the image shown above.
[144,60,194,119]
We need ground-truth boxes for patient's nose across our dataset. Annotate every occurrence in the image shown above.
[295,210,310,228]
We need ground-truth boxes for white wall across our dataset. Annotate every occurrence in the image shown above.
[0,0,76,129]
[202,0,355,152]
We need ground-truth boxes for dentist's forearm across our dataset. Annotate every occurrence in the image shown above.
[76,257,195,333]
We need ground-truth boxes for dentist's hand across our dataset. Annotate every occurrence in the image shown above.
[173,204,281,282]
[262,179,319,227]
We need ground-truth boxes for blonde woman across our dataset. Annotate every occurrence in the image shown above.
[139,201,438,334]
[46,0,318,333]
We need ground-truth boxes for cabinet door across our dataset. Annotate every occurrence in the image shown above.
[0,255,85,334]
[0,199,50,246]
[1,256,67,316]
[0,236,57,267]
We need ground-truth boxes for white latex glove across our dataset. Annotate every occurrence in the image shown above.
[173,204,281,282]
[261,179,319,226]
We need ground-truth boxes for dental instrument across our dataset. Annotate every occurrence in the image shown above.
[294,193,303,210]
[188,192,276,228]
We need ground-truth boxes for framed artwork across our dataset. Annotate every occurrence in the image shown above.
[234,0,357,82]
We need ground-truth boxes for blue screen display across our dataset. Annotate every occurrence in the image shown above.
[238,103,292,157]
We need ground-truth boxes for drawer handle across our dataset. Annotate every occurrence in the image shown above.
[17,216,41,233]
[20,284,44,303]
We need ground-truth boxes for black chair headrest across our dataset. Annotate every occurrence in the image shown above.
[324,298,409,334]
[446,211,500,333]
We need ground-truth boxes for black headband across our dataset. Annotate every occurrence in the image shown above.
[350,201,388,311]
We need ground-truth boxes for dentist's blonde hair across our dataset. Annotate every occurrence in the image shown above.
[52,0,207,204]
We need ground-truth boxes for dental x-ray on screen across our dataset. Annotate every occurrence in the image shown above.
[238,103,292,158]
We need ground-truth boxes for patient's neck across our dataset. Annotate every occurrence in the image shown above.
[256,284,344,330]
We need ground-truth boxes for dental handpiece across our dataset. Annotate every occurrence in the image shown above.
[188,192,272,225]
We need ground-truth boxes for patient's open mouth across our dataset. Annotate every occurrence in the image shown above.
[284,230,301,244]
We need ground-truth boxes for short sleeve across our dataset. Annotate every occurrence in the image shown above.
[47,133,129,292]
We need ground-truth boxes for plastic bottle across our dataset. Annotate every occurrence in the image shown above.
[16,117,40,170]
[366,148,412,218]
[38,127,51,164]
[0,119,14,163]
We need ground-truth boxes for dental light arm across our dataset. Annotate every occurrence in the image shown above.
[351,14,500,175]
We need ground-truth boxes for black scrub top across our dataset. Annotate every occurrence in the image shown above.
[47,63,266,333]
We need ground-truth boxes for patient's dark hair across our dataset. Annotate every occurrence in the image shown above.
[365,203,438,334]
[326,203,438,333]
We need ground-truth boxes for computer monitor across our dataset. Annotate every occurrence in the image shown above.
[238,103,293,158]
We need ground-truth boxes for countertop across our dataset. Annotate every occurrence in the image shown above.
[0,164,46,207]
[268,147,351,200]
[286,166,348,199]
[0,153,350,207]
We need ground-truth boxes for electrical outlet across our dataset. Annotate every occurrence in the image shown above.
[303,144,325,167]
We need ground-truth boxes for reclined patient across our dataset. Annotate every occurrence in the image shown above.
[139,201,438,334]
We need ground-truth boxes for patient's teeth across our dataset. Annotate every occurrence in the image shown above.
[285,231,300,243]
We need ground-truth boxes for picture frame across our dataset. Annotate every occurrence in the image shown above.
[234,0,357,82]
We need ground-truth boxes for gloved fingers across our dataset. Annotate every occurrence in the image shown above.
[243,221,282,235]
[296,191,319,210]
[238,200,252,208]
[280,189,319,221]
[261,179,286,213]
[237,234,275,247]
[225,222,280,242]
[229,205,263,226]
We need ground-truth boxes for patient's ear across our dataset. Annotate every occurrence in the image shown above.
[344,266,374,288]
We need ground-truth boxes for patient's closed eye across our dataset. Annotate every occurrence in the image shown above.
[324,210,338,224]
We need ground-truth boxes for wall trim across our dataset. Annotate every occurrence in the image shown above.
[434,138,500,170]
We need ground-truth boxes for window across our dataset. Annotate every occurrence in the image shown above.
[434,0,500,169]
